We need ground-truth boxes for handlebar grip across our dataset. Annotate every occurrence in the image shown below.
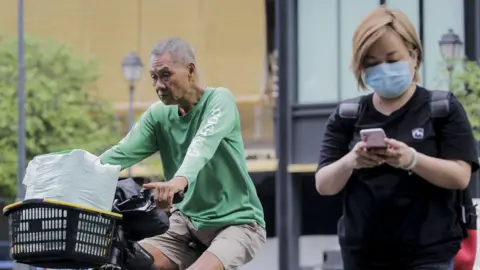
[173,185,187,204]
[172,191,184,204]
[147,190,185,204]
[144,185,187,204]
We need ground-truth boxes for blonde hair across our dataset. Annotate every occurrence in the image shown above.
[351,5,423,90]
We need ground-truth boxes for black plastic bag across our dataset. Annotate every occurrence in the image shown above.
[113,178,170,241]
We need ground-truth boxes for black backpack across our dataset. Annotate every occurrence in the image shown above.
[338,90,477,235]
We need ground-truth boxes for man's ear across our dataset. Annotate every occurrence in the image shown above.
[187,63,196,76]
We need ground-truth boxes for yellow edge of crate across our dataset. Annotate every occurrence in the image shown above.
[3,199,122,219]
[44,199,122,218]
[2,201,22,212]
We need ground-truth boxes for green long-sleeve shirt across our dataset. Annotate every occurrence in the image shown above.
[100,87,265,229]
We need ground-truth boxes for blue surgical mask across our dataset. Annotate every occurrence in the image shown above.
[364,61,413,99]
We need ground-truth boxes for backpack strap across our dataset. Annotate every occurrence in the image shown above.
[429,90,477,233]
[428,90,450,151]
[429,90,451,118]
[338,96,365,146]
[338,96,363,119]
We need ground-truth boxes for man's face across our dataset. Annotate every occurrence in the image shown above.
[149,54,193,105]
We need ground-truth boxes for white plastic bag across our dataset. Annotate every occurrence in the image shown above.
[23,149,121,211]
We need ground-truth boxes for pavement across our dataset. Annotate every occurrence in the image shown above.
[241,235,340,270]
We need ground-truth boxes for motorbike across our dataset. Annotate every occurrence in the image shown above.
[3,178,182,270]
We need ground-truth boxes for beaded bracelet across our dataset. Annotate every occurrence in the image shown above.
[404,147,418,171]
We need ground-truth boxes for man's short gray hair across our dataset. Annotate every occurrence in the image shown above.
[150,37,196,64]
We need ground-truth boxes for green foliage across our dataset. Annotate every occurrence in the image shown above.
[0,36,121,200]
[449,59,480,140]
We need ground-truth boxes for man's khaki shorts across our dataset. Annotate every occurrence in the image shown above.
[139,209,266,270]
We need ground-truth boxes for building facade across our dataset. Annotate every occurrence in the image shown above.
[0,0,276,266]
[291,0,476,164]
[0,0,274,144]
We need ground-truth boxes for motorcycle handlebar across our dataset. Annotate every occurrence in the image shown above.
[113,186,186,212]
[172,191,184,204]
[144,188,185,204]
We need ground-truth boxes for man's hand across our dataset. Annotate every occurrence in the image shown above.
[143,177,188,211]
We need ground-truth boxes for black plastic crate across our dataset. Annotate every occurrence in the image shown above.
[3,199,121,269]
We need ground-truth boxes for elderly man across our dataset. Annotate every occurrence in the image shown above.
[100,38,266,270]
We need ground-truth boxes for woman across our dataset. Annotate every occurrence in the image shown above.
[315,5,479,270]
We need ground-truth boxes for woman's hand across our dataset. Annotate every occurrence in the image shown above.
[378,138,415,169]
[345,141,385,169]
[380,138,471,189]
[315,141,385,195]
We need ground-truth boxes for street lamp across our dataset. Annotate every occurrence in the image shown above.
[121,51,143,177]
[438,29,463,88]
[122,52,144,84]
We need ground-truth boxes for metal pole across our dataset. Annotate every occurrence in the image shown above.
[463,0,480,198]
[475,0,480,199]
[447,64,453,91]
[275,0,299,269]
[447,66,453,90]
[253,104,262,140]
[475,0,480,66]
[16,0,26,203]
[127,84,134,178]
[14,1,33,269]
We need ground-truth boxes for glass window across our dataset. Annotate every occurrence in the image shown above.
[385,0,424,85]
[339,0,379,100]
[423,0,464,90]
[385,0,420,34]
[298,0,339,103]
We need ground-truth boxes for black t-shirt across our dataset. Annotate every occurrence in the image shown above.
[317,86,479,269]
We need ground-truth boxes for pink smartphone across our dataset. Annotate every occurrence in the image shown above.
[360,128,387,149]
